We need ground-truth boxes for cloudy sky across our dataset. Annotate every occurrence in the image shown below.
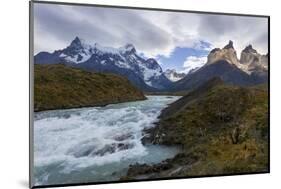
[34,3,268,72]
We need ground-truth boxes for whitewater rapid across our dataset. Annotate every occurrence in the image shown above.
[33,96,180,186]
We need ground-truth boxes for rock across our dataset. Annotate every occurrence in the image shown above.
[240,44,268,73]
[113,133,134,141]
[207,41,239,66]
[126,162,173,177]
[72,148,95,158]
[94,143,134,156]
[242,45,257,54]
[94,144,117,156]
[117,143,134,151]
[124,153,200,179]
[223,40,234,49]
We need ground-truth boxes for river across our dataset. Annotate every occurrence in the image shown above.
[33,96,180,186]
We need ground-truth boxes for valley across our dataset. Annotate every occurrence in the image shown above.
[34,38,268,92]
[33,38,269,184]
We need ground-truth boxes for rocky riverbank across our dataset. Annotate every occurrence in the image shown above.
[123,78,269,180]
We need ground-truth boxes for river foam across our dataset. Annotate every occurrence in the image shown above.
[33,96,180,186]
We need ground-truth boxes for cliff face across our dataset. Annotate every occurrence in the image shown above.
[240,45,268,72]
[34,64,146,111]
[207,40,240,67]
[124,78,268,179]
[172,41,268,92]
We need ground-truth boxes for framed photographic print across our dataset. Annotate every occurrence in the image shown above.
[29,0,270,188]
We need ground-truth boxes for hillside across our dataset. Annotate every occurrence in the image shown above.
[34,64,146,111]
[124,78,268,179]
[171,60,266,91]
[171,41,268,92]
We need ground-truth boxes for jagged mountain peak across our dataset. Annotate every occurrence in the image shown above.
[35,37,171,90]
[67,37,137,56]
[119,43,136,54]
[164,69,186,82]
[207,40,239,66]
[124,43,136,51]
[223,40,234,49]
[240,44,268,72]
[71,36,82,45]
[210,48,221,53]
[69,36,89,49]
[242,44,258,54]
[206,40,268,74]
[144,58,162,71]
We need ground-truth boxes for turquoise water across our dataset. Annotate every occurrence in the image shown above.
[33,96,180,186]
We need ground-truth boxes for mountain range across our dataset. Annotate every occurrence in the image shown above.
[35,38,268,92]
[171,40,268,91]
[35,37,171,91]
[164,69,186,82]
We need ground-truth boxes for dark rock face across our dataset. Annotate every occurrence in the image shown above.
[94,143,134,156]
[123,153,200,180]
[223,40,234,49]
[210,48,221,53]
[123,43,136,54]
[114,133,134,141]
[34,51,62,64]
[242,45,258,54]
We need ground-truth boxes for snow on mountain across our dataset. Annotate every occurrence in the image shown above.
[164,69,186,82]
[34,37,171,90]
[59,37,93,64]
[35,38,268,91]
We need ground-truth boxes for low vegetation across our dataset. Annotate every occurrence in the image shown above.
[34,64,146,111]
[124,78,268,179]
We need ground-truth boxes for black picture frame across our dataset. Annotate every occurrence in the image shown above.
[29,1,270,188]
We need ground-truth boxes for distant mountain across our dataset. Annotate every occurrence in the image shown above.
[35,38,268,92]
[164,69,186,82]
[34,37,172,91]
[171,41,268,91]
[34,64,146,111]
[207,40,240,67]
[207,41,268,74]
[240,45,268,73]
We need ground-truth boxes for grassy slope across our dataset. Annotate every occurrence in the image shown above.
[125,78,268,179]
[34,64,146,111]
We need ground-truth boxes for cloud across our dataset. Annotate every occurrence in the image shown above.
[34,4,174,57]
[182,56,207,73]
[197,14,268,55]
[33,3,268,60]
